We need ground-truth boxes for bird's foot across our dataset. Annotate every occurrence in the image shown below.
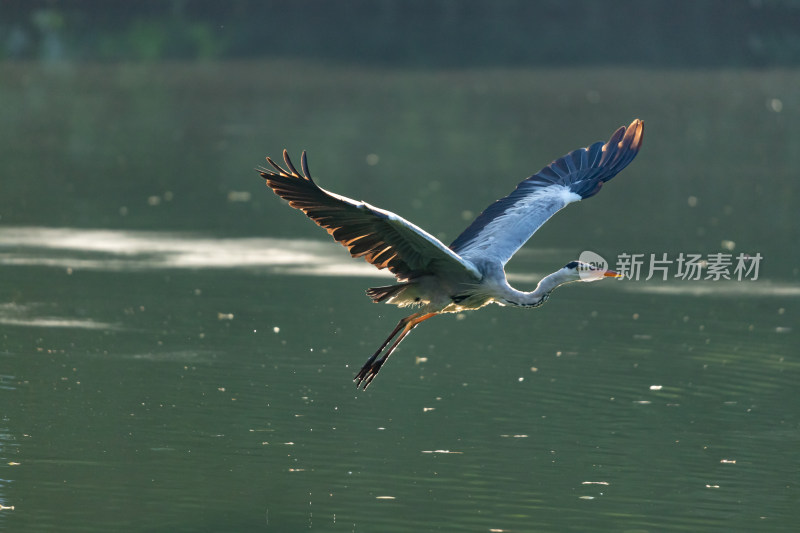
[354,358,384,390]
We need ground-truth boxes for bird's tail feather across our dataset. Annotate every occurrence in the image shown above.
[366,284,406,303]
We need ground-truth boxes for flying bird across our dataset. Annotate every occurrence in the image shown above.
[260,119,644,389]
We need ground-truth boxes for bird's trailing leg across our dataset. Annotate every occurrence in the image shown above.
[354,312,436,389]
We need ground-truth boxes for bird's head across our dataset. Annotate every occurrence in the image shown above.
[529,260,622,305]
[561,260,621,283]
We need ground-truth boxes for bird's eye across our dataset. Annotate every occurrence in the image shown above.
[564,261,579,269]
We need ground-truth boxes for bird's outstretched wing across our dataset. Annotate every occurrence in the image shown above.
[450,119,644,265]
[260,151,481,281]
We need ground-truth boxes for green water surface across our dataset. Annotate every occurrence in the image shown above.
[1,62,798,532]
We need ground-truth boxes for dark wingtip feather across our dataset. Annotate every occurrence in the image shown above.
[301,151,311,179]
[577,118,644,199]
[260,150,315,184]
[265,156,287,175]
[620,119,644,155]
[605,125,626,148]
[628,119,644,151]
[283,149,301,176]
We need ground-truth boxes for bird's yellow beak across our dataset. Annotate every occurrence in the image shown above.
[603,269,622,278]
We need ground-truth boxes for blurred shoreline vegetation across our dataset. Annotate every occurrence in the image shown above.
[2,0,800,67]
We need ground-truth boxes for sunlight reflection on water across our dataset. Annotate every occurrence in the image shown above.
[0,226,386,277]
[0,303,120,330]
[2,227,795,298]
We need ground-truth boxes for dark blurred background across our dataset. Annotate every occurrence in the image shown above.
[2,0,800,67]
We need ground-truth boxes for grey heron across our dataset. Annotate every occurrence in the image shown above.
[260,119,644,389]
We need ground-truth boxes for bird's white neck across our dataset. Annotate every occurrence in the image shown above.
[498,269,576,308]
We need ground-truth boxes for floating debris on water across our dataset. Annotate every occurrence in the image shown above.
[421,450,463,454]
